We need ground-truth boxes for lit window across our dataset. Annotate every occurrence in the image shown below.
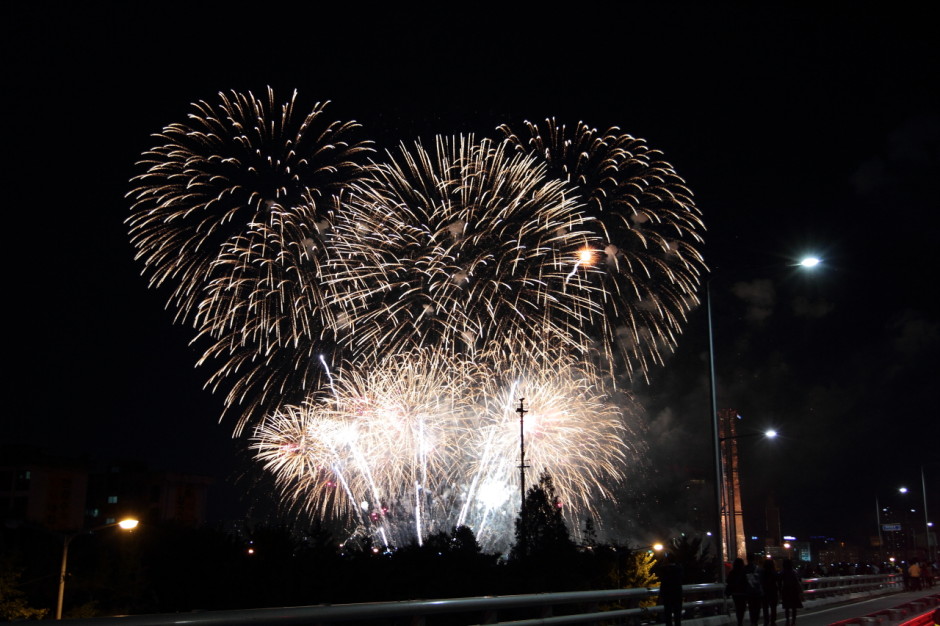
[105,517,115,524]
[107,496,118,504]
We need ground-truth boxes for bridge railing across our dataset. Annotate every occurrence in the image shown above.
[61,583,727,626]
[60,575,902,625]
[803,573,903,601]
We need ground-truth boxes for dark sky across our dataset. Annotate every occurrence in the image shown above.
[6,6,938,548]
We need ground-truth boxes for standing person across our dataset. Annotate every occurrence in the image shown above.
[658,553,684,626]
[760,558,780,625]
[744,554,764,626]
[908,560,922,591]
[726,559,750,626]
[780,559,803,626]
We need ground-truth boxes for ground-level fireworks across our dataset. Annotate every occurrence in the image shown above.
[250,350,644,552]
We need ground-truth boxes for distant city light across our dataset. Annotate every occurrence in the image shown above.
[800,257,820,268]
[899,486,908,494]
[783,535,797,541]
[765,429,777,438]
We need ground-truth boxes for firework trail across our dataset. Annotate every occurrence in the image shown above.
[500,119,707,381]
[129,93,703,549]
[127,88,372,433]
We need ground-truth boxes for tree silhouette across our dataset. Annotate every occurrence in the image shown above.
[666,535,716,583]
[510,472,576,561]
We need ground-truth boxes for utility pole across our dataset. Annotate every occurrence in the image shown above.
[518,398,529,556]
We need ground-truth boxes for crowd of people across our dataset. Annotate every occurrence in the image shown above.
[726,555,804,626]
[658,553,937,626]
[904,559,936,590]
[721,554,937,626]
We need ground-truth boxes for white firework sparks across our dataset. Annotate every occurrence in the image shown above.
[129,94,703,550]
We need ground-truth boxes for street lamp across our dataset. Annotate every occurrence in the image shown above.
[56,518,138,620]
[899,471,933,561]
[707,257,817,581]
[717,425,779,567]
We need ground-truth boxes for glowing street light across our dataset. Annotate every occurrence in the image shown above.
[717,425,779,563]
[899,470,934,561]
[708,257,817,580]
[56,518,139,620]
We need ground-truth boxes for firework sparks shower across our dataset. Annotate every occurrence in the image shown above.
[128,89,706,550]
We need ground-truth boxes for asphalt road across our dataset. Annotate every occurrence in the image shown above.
[797,589,938,626]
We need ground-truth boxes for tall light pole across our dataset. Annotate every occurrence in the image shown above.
[920,465,934,561]
[708,256,817,581]
[718,423,778,565]
[900,469,934,561]
[56,518,138,620]
[707,280,724,581]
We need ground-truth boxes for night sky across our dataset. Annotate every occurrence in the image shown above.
[7,6,938,550]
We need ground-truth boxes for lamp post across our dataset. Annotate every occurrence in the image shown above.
[900,469,934,561]
[922,465,935,561]
[718,426,778,566]
[56,518,138,620]
[707,256,817,581]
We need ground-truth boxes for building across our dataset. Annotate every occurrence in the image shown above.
[1,446,212,530]
[86,462,212,527]
[1,446,89,531]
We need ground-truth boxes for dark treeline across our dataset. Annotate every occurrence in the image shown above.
[1,477,715,619]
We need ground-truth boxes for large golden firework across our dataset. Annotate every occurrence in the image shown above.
[129,93,703,548]
[500,119,706,380]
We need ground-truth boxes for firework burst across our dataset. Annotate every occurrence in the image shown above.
[458,355,643,549]
[251,350,640,551]
[251,349,484,546]
[127,88,372,432]
[327,135,602,362]
[130,94,704,550]
[500,119,707,380]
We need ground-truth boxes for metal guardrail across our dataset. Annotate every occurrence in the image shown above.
[59,574,904,625]
[61,583,727,626]
[802,574,904,601]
